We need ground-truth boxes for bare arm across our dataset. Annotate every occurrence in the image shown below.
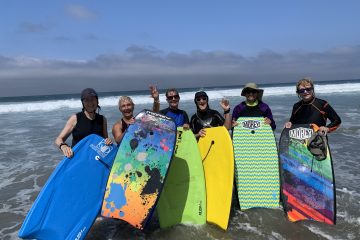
[150,85,160,112]
[220,98,232,130]
[55,114,77,157]
[112,121,124,145]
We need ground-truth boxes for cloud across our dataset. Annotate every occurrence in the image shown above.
[1,45,360,97]
[66,4,97,21]
[19,22,50,33]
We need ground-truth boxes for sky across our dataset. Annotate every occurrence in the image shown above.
[1,0,360,97]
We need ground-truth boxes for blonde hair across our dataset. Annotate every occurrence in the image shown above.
[296,77,314,91]
[118,96,135,108]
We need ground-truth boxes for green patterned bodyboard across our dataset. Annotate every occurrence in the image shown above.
[233,117,280,210]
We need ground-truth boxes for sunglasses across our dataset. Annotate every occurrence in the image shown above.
[244,89,258,94]
[297,87,313,94]
[167,94,180,100]
[196,97,208,102]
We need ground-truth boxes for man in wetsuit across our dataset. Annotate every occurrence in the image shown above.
[285,77,341,134]
[151,86,190,128]
[190,91,231,138]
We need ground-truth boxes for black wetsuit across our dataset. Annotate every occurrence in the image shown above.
[290,97,341,132]
[71,112,105,147]
[190,109,225,134]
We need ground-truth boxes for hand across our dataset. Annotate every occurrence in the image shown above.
[232,120,238,127]
[61,145,73,158]
[196,129,206,138]
[318,126,329,136]
[183,123,190,130]
[284,122,292,128]
[104,138,113,145]
[149,85,159,101]
[220,98,230,111]
[129,117,135,125]
[264,117,271,125]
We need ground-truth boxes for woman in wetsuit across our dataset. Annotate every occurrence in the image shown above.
[55,88,112,158]
[285,77,341,134]
[190,91,232,139]
[112,96,136,144]
[232,83,276,130]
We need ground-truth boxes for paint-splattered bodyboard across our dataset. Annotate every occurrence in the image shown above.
[101,110,176,229]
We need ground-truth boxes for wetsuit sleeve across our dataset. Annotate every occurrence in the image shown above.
[324,103,341,132]
[289,104,297,123]
[263,105,276,130]
[232,104,241,121]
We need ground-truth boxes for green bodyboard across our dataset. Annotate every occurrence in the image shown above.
[233,117,280,210]
[157,127,206,228]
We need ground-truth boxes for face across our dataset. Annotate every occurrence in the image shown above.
[297,83,314,102]
[119,100,134,118]
[244,89,258,103]
[195,96,208,111]
[166,91,180,109]
[82,96,98,112]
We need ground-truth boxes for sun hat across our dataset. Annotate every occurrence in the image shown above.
[81,88,98,100]
[241,83,264,101]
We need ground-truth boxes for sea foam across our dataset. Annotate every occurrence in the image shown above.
[1,82,360,113]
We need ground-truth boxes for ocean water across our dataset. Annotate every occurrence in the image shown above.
[0,80,359,240]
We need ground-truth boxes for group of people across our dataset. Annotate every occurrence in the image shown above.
[55,77,342,157]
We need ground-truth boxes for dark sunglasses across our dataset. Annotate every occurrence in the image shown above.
[297,87,313,94]
[196,97,208,102]
[244,89,258,94]
[167,94,180,100]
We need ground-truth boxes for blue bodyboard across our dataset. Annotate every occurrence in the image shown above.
[18,134,117,240]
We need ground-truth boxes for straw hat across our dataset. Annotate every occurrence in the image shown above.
[241,83,264,101]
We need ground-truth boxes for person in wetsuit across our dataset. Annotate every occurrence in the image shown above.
[232,83,276,130]
[112,96,136,144]
[151,86,190,128]
[55,88,112,158]
[190,91,231,138]
[285,77,341,134]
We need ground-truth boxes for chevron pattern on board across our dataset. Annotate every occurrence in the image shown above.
[233,117,280,210]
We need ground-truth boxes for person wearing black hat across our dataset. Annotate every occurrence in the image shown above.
[232,83,276,130]
[190,91,232,138]
[151,86,190,128]
[55,88,112,158]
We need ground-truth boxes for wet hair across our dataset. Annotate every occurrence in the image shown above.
[118,96,135,109]
[165,88,179,98]
[296,77,314,91]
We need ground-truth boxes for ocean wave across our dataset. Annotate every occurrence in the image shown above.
[1,82,360,113]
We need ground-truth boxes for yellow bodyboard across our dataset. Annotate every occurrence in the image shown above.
[198,126,234,230]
